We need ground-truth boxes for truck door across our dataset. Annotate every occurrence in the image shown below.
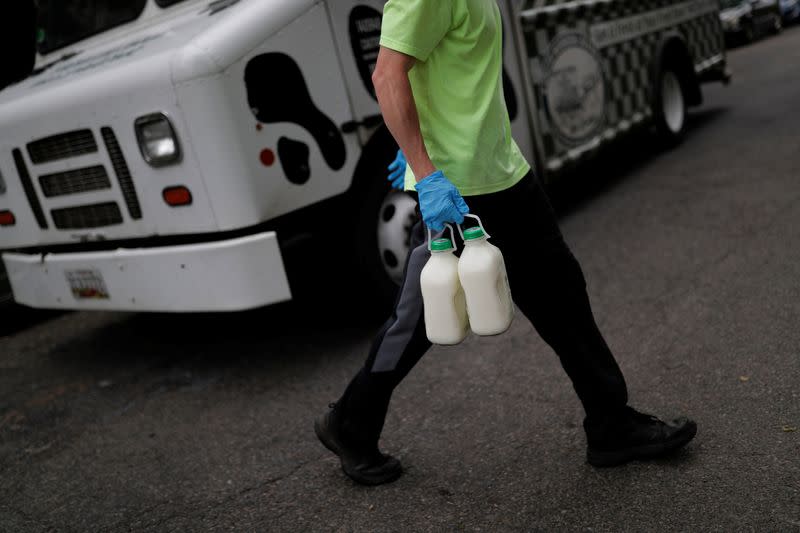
[326,1,386,145]
[328,1,535,160]
[516,2,612,178]
[500,0,535,171]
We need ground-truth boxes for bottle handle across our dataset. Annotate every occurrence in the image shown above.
[457,213,491,240]
[427,223,457,251]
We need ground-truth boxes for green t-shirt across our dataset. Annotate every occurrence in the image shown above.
[380,0,530,196]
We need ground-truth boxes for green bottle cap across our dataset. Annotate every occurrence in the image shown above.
[430,238,454,251]
[463,227,485,240]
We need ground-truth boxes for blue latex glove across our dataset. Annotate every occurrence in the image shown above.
[387,149,407,190]
[415,170,469,232]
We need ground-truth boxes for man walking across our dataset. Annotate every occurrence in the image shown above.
[315,0,697,486]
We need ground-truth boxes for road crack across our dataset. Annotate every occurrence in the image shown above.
[237,455,324,496]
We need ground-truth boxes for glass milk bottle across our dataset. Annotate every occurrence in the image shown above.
[457,215,514,336]
[420,227,469,345]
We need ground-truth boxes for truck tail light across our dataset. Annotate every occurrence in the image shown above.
[163,186,192,207]
[0,210,16,226]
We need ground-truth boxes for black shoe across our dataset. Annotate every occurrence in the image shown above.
[585,407,697,467]
[314,403,403,486]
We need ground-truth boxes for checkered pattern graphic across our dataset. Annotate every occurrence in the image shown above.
[520,0,725,166]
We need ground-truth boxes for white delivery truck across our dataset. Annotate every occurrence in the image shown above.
[0,0,729,312]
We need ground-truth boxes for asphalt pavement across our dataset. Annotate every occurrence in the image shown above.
[2,28,800,532]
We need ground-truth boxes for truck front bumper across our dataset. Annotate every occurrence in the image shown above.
[2,232,291,312]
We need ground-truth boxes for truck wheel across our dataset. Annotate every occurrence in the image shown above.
[772,13,783,33]
[653,67,686,146]
[742,22,756,43]
[350,139,419,314]
[376,190,418,287]
[0,262,12,308]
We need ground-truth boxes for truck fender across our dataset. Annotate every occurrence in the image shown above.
[347,125,397,196]
[650,33,702,108]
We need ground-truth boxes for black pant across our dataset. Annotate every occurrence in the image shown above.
[338,172,628,445]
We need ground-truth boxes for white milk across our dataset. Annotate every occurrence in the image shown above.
[420,235,469,345]
[457,220,514,336]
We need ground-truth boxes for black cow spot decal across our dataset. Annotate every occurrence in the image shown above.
[349,5,382,101]
[278,137,311,185]
[245,53,346,171]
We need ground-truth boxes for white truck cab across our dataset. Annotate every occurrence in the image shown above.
[0,0,729,313]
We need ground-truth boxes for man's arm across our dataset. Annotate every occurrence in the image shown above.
[372,46,435,182]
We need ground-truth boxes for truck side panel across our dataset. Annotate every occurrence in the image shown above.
[325,0,535,168]
[519,0,726,173]
[174,3,361,231]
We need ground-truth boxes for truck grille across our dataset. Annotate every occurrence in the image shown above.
[51,202,123,230]
[27,129,98,164]
[101,127,142,219]
[11,126,144,231]
[39,165,111,198]
[12,149,48,229]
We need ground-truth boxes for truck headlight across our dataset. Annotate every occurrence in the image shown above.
[135,113,181,166]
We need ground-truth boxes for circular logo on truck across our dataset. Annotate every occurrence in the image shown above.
[544,33,606,144]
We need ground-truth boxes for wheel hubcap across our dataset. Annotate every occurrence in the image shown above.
[662,71,685,134]
[377,190,418,285]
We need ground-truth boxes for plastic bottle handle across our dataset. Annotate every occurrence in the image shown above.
[457,213,491,240]
[427,223,457,251]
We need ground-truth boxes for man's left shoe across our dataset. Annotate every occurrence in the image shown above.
[585,407,697,467]
[314,403,403,486]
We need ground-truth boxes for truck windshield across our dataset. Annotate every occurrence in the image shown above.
[36,0,148,55]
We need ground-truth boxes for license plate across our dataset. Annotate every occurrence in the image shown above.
[66,269,110,300]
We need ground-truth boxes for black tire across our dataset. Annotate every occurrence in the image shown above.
[742,21,756,43]
[0,263,12,308]
[772,13,783,34]
[347,132,418,315]
[653,64,687,147]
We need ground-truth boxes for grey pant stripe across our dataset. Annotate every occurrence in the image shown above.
[371,241,430,373]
